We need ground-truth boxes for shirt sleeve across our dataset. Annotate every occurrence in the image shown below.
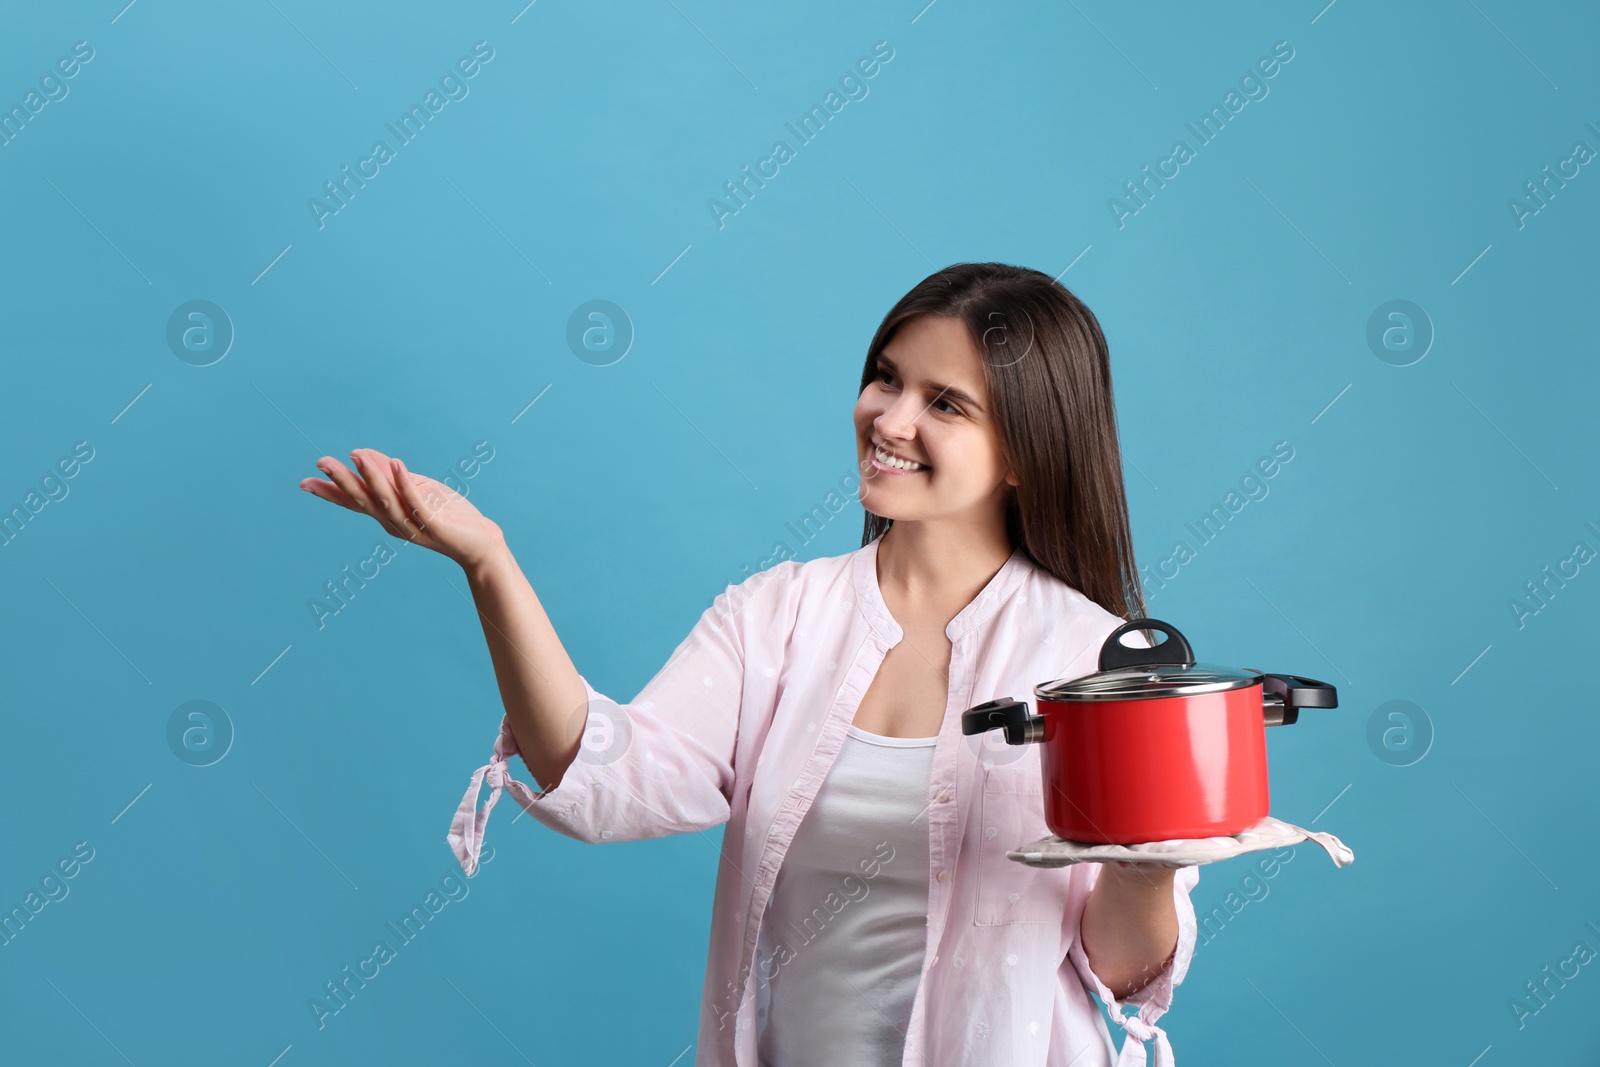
[1065,862,1200,1066]
[447,580,750,875]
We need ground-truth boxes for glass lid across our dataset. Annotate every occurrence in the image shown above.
[1036,661,1262,702]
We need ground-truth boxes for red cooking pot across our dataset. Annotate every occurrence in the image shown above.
[961,618,1339,843]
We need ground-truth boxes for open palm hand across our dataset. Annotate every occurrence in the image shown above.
[299,447,504,569]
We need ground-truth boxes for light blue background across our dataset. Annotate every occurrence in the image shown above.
[2,1,1596,1064]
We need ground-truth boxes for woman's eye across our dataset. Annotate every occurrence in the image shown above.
[877,368,961,415]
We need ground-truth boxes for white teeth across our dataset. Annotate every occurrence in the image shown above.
[874,445,926,471]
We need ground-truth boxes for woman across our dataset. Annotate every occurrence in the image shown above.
[299,262,1199,1066]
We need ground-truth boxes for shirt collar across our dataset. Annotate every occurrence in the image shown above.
[852,534,1030,646]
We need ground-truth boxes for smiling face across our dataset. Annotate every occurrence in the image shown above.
[853,313,1019,529]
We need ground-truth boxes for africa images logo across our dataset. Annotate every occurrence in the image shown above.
[307,42,495,230]
[1107,40,1295,229]
[706,41,895,231]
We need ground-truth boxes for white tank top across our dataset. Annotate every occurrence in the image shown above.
[755,723,937,1066]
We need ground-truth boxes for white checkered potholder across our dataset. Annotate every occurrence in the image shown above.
[1006,815,1354,869]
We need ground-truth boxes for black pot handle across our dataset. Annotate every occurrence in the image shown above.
[1258,672,1339,726]
[960,697,1044,746]
[1098,618,1196,672]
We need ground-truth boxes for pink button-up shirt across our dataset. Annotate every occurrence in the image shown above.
[449,535,1199,1066]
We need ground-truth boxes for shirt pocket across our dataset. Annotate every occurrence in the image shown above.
[973,762,1073,926]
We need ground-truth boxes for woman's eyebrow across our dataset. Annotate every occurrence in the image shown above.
[877,354,985,413]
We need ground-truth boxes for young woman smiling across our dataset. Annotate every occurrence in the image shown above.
[300,262,1198,1066]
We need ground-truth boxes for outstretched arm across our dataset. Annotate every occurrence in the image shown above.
[301,446,590,793]
[463,541,590,794]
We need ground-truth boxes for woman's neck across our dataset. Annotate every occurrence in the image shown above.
[875,522,1014,618]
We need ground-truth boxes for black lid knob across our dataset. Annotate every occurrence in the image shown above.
[1098,618,1196,672]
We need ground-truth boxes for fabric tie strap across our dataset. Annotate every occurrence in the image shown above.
[1113,1009,1174,1067]
[446,719,539,877]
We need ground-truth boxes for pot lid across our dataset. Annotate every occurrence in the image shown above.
[1036,661,1262,702]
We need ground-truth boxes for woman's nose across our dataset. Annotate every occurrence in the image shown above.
[876,393,923,439]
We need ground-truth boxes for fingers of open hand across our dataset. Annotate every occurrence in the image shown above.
[388,457,433,535]
[300,475,363,513]
[302,454,374,518]
[353,449,421,541]
[313,457,374,512]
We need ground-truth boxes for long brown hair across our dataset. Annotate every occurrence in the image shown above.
[858,262,1147,622]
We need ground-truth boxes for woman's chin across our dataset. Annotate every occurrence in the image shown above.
[858,489,924,520]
